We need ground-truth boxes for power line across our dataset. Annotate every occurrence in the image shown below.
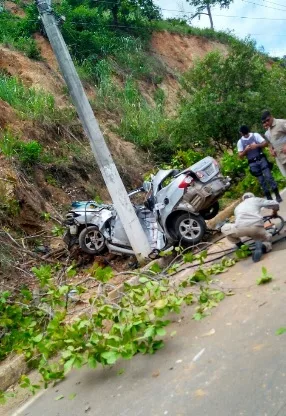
[241,0,286,11]
[160,6,286,16]
[261,0,286,7]
[251,33,286,36]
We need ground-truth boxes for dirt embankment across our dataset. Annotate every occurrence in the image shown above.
[139,31,228,113]
[151,31,227,72]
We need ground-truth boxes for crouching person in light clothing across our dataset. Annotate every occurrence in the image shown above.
[221,192,280,262]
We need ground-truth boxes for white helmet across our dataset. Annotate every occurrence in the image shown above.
[242,192,255,201]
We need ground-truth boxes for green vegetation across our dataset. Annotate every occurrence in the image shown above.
[1,1,286,402]
[0,130,42,167]
[0,74,60,122]
[154,19,241,46]
[173,39,286,151]
[0,250,238,397]
[0,7,40,59]
[256,266,273,285]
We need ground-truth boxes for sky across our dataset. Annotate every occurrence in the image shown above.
[154,0,286,57]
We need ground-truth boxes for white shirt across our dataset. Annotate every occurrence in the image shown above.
[237,132,265,152]
[234,197,279,228]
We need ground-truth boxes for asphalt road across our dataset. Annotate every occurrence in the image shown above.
[9,192,286,416]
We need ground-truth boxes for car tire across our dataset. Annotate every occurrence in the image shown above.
[78,226,106,255]
[174,213,206,245]
[200,201,220,220]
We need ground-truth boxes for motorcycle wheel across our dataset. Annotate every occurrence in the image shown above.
[200,201,220,220]
[174,213,206,245]
[78,226,106,255]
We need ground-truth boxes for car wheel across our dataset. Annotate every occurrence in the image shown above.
[200,201,220,220]
[174,213,206,245]
[78,226,106,255]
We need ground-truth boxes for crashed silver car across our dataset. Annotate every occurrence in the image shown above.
[64,157,230,255]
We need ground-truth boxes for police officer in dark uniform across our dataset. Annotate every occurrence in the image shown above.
[238,125,282,202]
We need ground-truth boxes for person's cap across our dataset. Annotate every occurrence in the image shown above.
[242,192,254,201]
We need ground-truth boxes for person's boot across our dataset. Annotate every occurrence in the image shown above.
[264,191,272,200]
[252,241,267,262]
[273,188,283,203]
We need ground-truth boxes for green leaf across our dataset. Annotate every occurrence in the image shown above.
[64,357,75,373]
[101,351,119,365]
[91,265,114,283]
[143,326,155,338]
[59,285,69,295]
[139,277,149,283]
[262,266,267,275]
[183,252,194,263]
[88,355,97,368]
[61,350,72,359]
[68,393,76,400]
[256,276,272,285]
[193,312,205,321]
[0,392,6,405]
[156,327,166,337]
[152,340,164,351]
[33,333,43,343]
[78,319,90,330]
[66,265,77,279]
[276,327,286,335]
[149,263,162,273]
[154,299,168,309]
[55,395,64,401]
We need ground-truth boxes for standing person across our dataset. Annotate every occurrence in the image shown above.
[237,125,282,202]
[221,192,279,262]
[261,110,286,177]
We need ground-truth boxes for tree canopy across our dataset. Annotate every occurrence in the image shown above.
[186,0,234,29]
[172,40,286,151]
[66,0,161,27]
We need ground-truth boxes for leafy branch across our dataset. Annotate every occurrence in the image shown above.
[0,245,242,403]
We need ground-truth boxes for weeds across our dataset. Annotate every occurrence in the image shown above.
[92,73,172,159]
[0,130,42,166]
[0,74,59,122]
[2,34,41,60]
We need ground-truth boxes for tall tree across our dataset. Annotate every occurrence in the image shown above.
[172,40,284,151]
[186,0,233,29]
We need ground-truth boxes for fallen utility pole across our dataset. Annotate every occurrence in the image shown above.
[35,0,152,263]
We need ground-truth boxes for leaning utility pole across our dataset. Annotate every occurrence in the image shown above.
[35,0,151,262]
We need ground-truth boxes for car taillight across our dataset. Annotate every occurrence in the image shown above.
[178,175,194,189]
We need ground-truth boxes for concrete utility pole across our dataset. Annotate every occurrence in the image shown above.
[35,0,151,262]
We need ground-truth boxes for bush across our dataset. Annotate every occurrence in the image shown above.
[0,130,42,167]
[171,40,286,153]
[18,141,42,166]
[0,8,41,59]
